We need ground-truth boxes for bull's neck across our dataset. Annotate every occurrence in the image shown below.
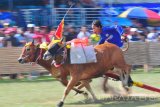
[38,59,52,72]
[35,49,52,72]
[55,49,70,65]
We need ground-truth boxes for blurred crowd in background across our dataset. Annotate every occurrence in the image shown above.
[0,0,160,48]
[0,21,160,48]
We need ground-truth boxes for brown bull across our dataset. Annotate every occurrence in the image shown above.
[43,42,131,107]
[17,41,94,99]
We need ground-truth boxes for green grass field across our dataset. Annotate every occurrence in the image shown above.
[0,68,160,107]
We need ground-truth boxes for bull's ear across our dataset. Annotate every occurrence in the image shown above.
[32,39,34,45]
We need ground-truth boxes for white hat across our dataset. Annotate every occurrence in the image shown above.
[130,28,137,32]
[27,24,35,28]
[3,23,9,26]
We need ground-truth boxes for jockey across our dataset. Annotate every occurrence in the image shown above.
[91,20,124,47]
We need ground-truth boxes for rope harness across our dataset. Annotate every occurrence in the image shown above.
[20,44,43,65]
[52,45,68,68]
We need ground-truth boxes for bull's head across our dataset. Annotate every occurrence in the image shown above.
[18,40,39,64]
[43,38,66,61]
[43,38,67,66]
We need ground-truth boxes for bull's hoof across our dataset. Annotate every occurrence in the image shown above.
[57,101,64,107]
[125,87,132,94]
[74,90,84,96]
[83,92,89,99]
[103,87,109,93]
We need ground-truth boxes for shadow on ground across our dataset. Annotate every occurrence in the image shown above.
[0,77,56,83]
[67,96,160,107]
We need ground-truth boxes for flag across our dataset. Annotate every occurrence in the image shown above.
[55,19,64,39]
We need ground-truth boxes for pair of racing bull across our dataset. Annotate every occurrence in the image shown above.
[18,37,132,107]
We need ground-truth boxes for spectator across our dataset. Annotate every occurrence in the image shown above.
[64,25,77,41]
[24,24,35,42]
[39,26,51,43]
[138,29,148,42]
[48,27,56,40]
[127,28,142,42]
[146,28,158,42]
[0,29,5,47]
[3,28,22,47]
[14,28,26,46]
[77,26,91,39]
[157,32,160,42]
[33,26,42,44]
[3,23,10,29]
[33,26,51,44]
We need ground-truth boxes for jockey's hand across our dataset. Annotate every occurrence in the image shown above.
[121,35,128,42]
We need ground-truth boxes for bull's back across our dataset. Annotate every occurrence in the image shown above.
[95,42,126,66]
[64,42,127,80]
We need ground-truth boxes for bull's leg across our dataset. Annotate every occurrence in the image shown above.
[126,65,133,87]
[77,80,91,89]
[76,81,89,99]
[104,70,132,94]
[122,71,129,87]
[122,85,132,95]
[119,70,129,87]
[57,77,79,107]
[80,80,97,102]
[102,76,109,93]
[122,75,133,94]
[121,64,132,87]
[114,67,129,87]
[60,77,85,94]
[85,83,97,102]
[59,72,88,96]
[113,63,132,87]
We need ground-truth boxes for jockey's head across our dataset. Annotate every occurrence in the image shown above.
[92,20,102,34]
